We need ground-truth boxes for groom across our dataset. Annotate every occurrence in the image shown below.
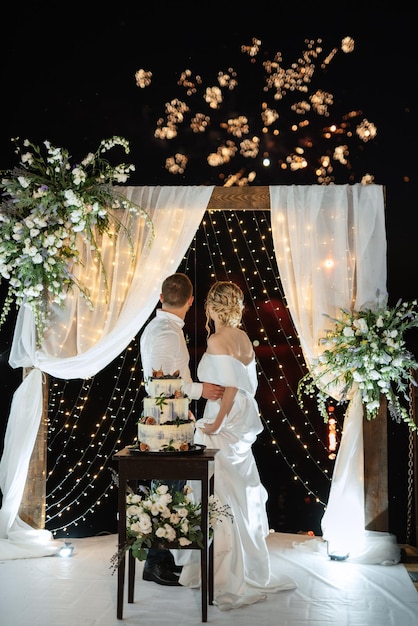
[140,272,224,586]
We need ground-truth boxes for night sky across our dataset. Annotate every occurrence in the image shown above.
[0,5,417,541]
[1,6,415,286]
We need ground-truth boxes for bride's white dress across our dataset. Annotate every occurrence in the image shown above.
[174,353,296,610]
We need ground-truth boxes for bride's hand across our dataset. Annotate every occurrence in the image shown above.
[198,421,217,435]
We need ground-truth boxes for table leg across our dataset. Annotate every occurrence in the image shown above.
[113,451,218,622]
[128,549,136,603]
[209,540,214,605]
[117,470,127,620]
[208,473,214,605]
[117,552,125,619]
[201,474,209,622]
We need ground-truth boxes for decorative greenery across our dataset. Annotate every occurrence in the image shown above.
[0,136,153,343]
[297,300,418,432]
[111,482,233,571]
[155,394,169,409]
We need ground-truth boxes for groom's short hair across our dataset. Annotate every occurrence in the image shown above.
[161,273,193,307]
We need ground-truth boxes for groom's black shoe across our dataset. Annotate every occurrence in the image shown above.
[143,563,181,586]
[163,552,183,574]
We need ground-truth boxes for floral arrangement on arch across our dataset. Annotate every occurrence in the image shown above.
[0,135,153,343]
[111,482,233,570]
[297,299,418,432]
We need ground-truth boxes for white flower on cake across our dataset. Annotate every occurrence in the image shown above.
[138,370,195,451]
[297,300,418,432]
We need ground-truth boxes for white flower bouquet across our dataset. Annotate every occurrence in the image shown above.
[297,300,418,432]
[121,482,233,563]
[0,136,153,342]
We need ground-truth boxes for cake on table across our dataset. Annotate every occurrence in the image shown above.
[137,369,195,452]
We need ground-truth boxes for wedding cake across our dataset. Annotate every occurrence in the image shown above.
[137,370,195,451]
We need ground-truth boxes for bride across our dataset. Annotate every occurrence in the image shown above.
[175,281,296,610]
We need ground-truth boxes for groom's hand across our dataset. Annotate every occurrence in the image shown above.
[201,382,224,401]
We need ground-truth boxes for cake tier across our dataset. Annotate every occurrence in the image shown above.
[147,377,184,398]
[143,397,190,424]
[137,422,195,452]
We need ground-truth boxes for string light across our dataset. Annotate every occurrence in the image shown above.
[327,405,339,461]
[45,211,344,538]
[44,33,369,538]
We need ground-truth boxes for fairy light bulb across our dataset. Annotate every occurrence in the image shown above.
[327,405,338,460]
[46,209,338,537]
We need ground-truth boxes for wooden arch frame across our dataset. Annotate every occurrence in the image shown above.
[21,186,390,533]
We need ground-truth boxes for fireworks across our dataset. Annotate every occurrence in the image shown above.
[135,36,375,184]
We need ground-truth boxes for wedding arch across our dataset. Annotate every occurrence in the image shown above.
[0,183,398,563]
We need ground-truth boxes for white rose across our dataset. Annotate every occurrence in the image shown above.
[81,152,94,166]
[113,172,128,183]
[73,221,86,232]
[155,523,176,542]
[127,504,141,517]
[137,513,152,534]
[179,537,192,546]
[72,167,86,186]
[21,151,34,165]
[176,507,189,518]
[352,370,365,382]
[33,216,47,228]
[17,175,30,188]
[366,399,381,413]
[157,493,172,507]
[353,317,368,333]
[150,502,164,516]
[130,521,144,536]
[64,189,82,207]
[170,512,180,525]
[180,520,189,534]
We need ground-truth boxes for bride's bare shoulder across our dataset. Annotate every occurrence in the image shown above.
[207,328,253,362]
[206,333,227,354]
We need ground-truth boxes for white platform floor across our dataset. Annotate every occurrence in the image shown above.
[1,532,418,626]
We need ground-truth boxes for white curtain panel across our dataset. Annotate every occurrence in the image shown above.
[0,186,213,559]
[0,183,399,565]
[270,184,400,564]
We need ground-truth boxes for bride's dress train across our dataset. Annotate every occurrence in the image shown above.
[173,353,296,611]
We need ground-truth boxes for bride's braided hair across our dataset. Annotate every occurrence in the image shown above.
[205,281,244,335]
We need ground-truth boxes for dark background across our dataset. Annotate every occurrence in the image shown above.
[0,4,417,543]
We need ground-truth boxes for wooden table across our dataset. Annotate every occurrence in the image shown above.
[112,447,218,622]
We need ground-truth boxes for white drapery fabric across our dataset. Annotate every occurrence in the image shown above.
[0,183,398,565]
[0,185,213,559]
[270,184,400,564]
